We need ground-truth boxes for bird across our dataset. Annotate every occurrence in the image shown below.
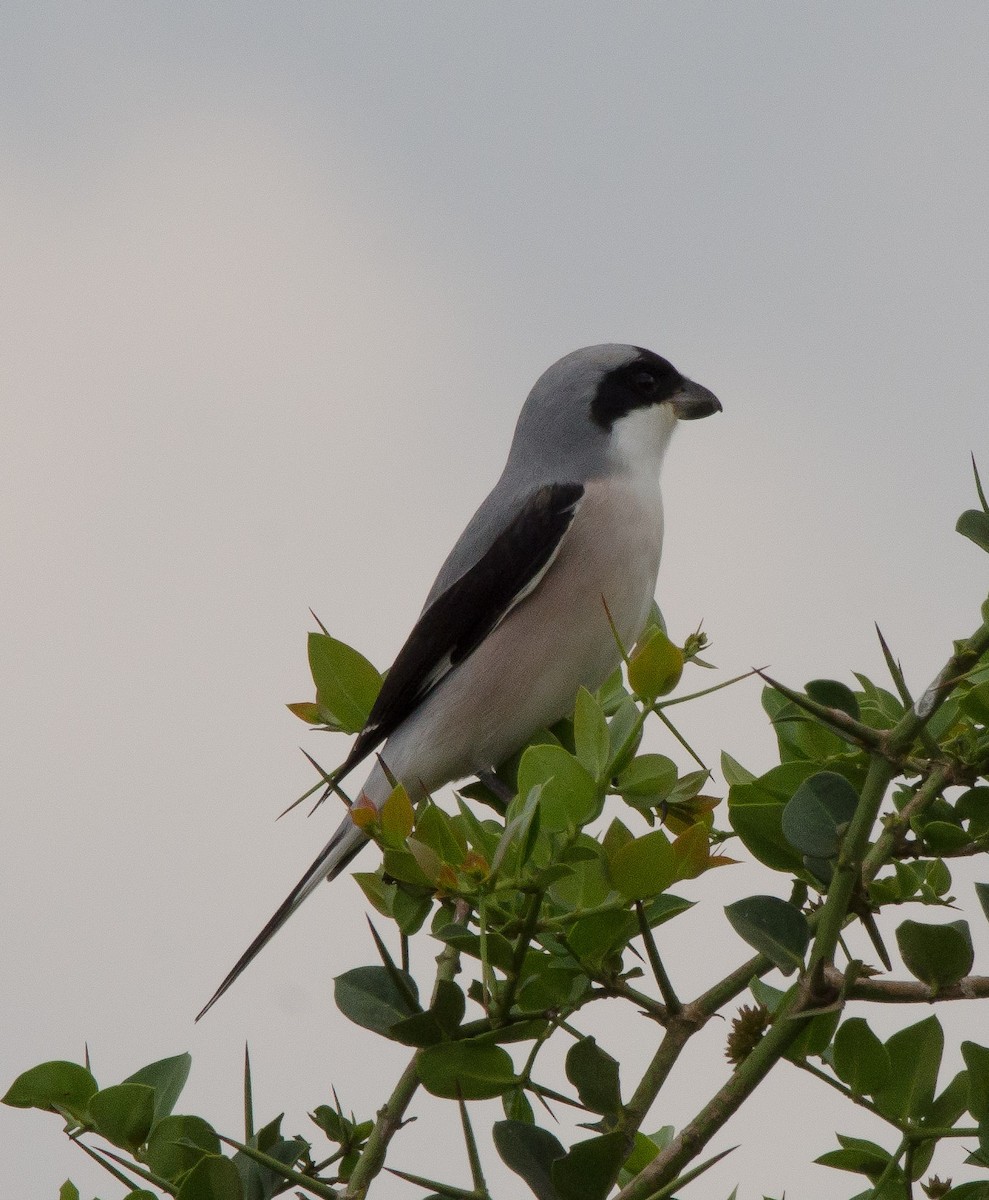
[197,344,721,1019]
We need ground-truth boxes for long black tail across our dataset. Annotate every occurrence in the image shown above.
[196,817,368,1020]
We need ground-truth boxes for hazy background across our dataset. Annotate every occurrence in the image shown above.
[3,4,987,1197]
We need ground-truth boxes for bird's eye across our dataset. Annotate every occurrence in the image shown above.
[632,370,658,393]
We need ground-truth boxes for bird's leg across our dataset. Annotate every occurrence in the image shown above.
[475,768,516,804]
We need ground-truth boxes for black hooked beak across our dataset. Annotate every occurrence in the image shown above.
[671,378,722,420]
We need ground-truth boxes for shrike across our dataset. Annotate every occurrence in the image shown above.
[198,344,720,1018]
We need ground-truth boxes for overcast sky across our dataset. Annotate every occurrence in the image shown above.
[3,5,988,1198]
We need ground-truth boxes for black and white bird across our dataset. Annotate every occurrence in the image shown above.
[198,344,721,1018]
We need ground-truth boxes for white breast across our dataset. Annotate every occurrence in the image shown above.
[369,474,665,802]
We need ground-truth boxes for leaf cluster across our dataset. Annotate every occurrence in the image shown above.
[7,465,989,1200]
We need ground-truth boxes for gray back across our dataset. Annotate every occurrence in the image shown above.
[423,344,641,607]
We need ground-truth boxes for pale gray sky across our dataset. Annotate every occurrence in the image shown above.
[3,5,988,1198]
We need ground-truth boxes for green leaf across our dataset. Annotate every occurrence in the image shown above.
[781,771,859,858]
[388,1011,447,1048]
[307,632,382,734]
[233,1113,308,1200]
[609,829,677,900]
[414,803,467,865]
[895,919,974,993]
[853,672,906,729]
[516,961,585,1011]
[832,1018,892,1096]
[721,751,755,786]
[431,979,467,1034]
[912,1068,971,1177]
[815,1133,895,1180]
[942,1183,989,1199]
[762,685,846,763]
[566,910,637,966]
[454,796,500,858]
[602,816,633,860]
[59,1184,80,1200]
[492,786,542,874]
[619,1128,673,1180]
[391,884,433,936]
[434,923,516,972]
[565,1038,622,1116]
[573,687,609,781]
[122,1052,191,1126]
[417,1040,517,1100]
[957,509,989,554]
[960,681,989,725]
[1,1061,97,1120]
[334,965,420,1036]
[353,871,398,921]
[379,785,414,842]
[380,845,434,887]
[724,895,810,975]
[874,1015,944,1122]
[922,858,953,898]
[548,839,612,910]
[642,892,695,926]
[88,1083,155,1152]
[958,788,989,837]
[805,679,861,719]
[976,882,989,925]
[493,1120,565,1200]
[613,754,678,802]
[749,976,784,1013]
[145,1115,221,1181]
[785,1008,840,1062]
[606,696,643,774]
[962,1041,989,1123]
[517,744,600,832]
[727,763,815,873]
[597,665,628,714]
[471,1019,549,1047]
[628,627,683,699]
[390,979,467,1047]
[502,1089,536,1124]
[175,1153,243,1200]
[921,821,972,854]
[551,1131,626,1200]
[286,701,324,725]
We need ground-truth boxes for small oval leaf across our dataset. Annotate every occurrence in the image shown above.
[517,744,600,832]
[896,919,974,994]
[724,895,810,975]
[565,1037,622,1116]
[88,1083,155,1152]
[307,632,382,733]
[334,965,420,1035]
[145,1115,221,1182]
[418,1041,517,1100]
[832,1018,892,1097]
[805,679,861,720]
[782,771,859,859]
[957,508,989,554]
[493,1120,565,1200]
[610,830,677,900]
[1,1061,98,1119]
[551,1131,627,1200]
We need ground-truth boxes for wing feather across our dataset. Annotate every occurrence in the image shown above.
[332,482,584,784]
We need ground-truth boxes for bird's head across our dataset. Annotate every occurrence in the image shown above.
[508,344,722,483]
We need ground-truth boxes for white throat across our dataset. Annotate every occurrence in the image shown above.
[608,403,679,482]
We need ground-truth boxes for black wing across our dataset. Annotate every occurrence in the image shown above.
[332,481,584,785]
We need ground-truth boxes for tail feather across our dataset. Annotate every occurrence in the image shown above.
[196,818,368,1021]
